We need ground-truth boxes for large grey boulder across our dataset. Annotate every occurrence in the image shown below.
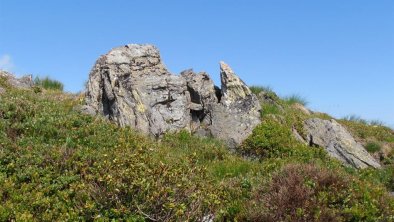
[85,44,261,147]
[86,44,191,137]
[304,118,381,169]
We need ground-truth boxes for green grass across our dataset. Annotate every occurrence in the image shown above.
[370,119,385,126]
[249,85,274,95]
[339,118,394,142]
[34,76,64,91]
[261,103,282,116]
[283,94,309,106]
[342,115,369,125]
[251,85,283,117]
[342,115,387,127]
[0,81,393,221]
[366,142,382,153]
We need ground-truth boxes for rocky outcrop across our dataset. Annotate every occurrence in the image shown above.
[304,118,381,169]
[85,44,261,147]
[180,64,261,147]
[0,70,34,89]
[208,62,261,148]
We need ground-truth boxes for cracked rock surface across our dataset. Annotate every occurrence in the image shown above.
[86,44,190,137]
[85,44,261,147]
[304,118,381,169]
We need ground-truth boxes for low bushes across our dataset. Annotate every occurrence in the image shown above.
[366,142,382,153]
[240,163,394,221]
[0,89,221,221]
[339,118,394,142]
[0,84,393,221]
[240,117,302,159]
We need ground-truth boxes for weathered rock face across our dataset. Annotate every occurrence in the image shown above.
[304,118,381,169]
[220,62,252,106]
[0,70,34,89]
[86,44,191,137]
[85,44,261,147]
[208,62,261,148]
[180,69,218,134]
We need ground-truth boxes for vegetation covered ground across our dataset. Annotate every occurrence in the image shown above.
[0,79,393,221]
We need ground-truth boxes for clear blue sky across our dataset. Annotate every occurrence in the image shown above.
[1,0,393,127]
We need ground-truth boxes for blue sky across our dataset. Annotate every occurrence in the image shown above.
[0,0,393,127]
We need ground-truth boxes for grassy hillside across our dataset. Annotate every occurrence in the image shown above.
[0,79,393,221]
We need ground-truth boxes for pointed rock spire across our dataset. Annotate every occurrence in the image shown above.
[220,61,252,105]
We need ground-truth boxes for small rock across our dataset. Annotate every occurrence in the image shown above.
[202,214,214,222]
[292,103,312,115]
[256,90,285,114]
[74,105,97,116]
[257,90,280,105]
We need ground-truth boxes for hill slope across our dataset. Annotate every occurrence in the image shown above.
[0,76,394,221]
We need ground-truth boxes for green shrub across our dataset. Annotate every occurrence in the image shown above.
[261,103,281,117]
[359,166,394,191]
[211,160,254,179]
[160,131,229,165]
[34,76,64,91]
[0,76,9,88]
[241,117,298,158]
[283,94,308,106]
[365,142,382,153]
